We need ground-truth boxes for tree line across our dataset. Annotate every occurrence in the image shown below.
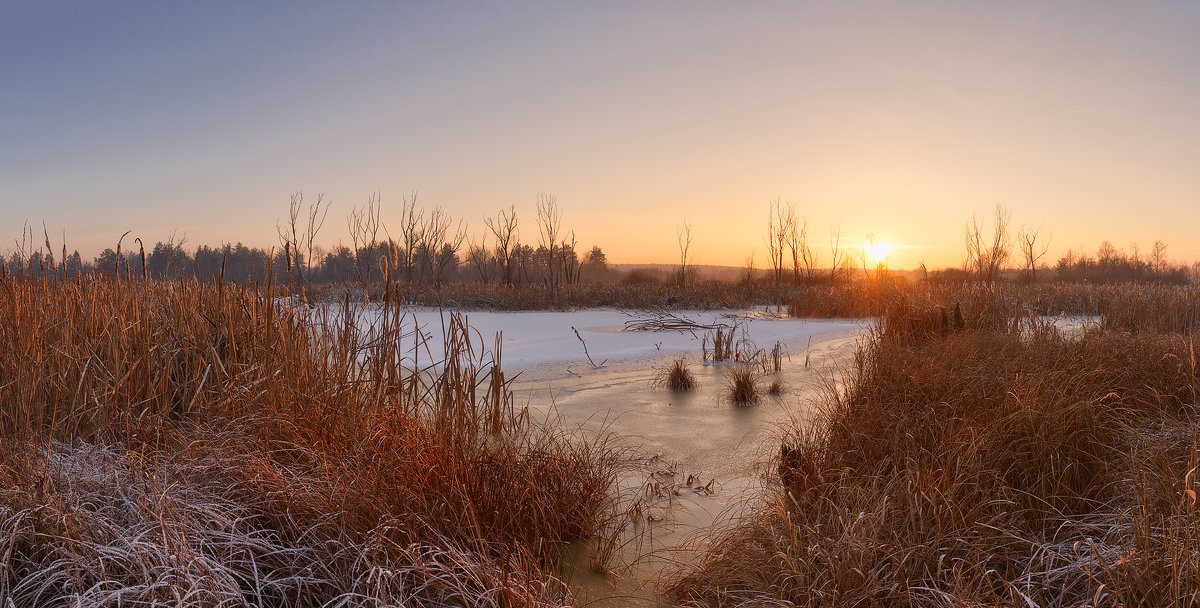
[3,198,1194,288]
[2,194,610,289]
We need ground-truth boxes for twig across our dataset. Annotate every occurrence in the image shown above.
[571,326,607,369]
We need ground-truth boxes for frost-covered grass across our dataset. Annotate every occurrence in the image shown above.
[0,275,624,606]
[669,291,1200,606]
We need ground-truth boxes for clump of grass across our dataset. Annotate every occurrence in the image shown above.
[725,365,760,405]
[766,378,784,395]
[653,358,697,391]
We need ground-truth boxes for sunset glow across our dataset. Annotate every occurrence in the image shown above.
[866,241,894,267]
[6,5,1200,604]
[4,4,1200,270]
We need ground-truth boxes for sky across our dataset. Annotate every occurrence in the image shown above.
[3,1,1200,270]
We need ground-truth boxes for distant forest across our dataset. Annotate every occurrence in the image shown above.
[3,196,1195,287]
[6,236,1194,288]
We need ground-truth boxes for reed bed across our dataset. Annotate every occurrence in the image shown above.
[668,297,1200,607]
[1098,284,1200,333]
[0,274,623,607]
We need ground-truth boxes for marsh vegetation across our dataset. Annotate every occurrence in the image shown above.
[7,202,1200,606]
[0,274,624,606]
[669,286,1200,607]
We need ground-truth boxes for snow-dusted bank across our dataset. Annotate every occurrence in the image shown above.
[349,306,869,380]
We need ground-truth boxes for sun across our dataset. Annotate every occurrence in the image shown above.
[866,241,893,265]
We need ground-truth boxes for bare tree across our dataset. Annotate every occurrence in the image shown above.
[742,251,757,285]
[677,220,694,286]
[385,192,424,289]
[536,193,563,288]
[782,205,810,285]
[765,198,790,285]
[828,224,845,283]
[801,230,819,281]
[465,234,494,283]
[964,205,1012,284]
[559,230,581,285]
[1150,239,1169,278]
[1017,224,1051,283]
[484,205,519,285]
[277,192,330,288]
[347,192,383,290]
[417,206,466,286]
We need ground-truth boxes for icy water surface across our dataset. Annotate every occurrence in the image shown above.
[360,306,870,605]
[517,330,865,606]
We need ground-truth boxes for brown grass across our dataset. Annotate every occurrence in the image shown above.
[669,289,1200,606]
[725,365,760,406]
[0,273,624,606]
[654,359,698,392]
[766,378,784,395]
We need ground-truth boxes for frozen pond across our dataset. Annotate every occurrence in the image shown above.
[1028,314,1101,339]
[359,307,865,379]
[352,306,870,604]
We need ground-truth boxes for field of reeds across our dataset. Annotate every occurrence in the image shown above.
[668,287,1200,606]
[10,262,1200,607]
[0,273,624,607]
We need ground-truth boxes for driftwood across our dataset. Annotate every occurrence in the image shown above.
[622,308,725,333]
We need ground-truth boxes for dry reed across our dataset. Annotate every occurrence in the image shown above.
[669,291,1200,606]
[0,273,624,606]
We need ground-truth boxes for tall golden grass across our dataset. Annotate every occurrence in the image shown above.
[669,288,1200,606]
[0,273,623,606]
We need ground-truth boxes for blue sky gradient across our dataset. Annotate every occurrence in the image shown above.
[4,2,1200,267]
